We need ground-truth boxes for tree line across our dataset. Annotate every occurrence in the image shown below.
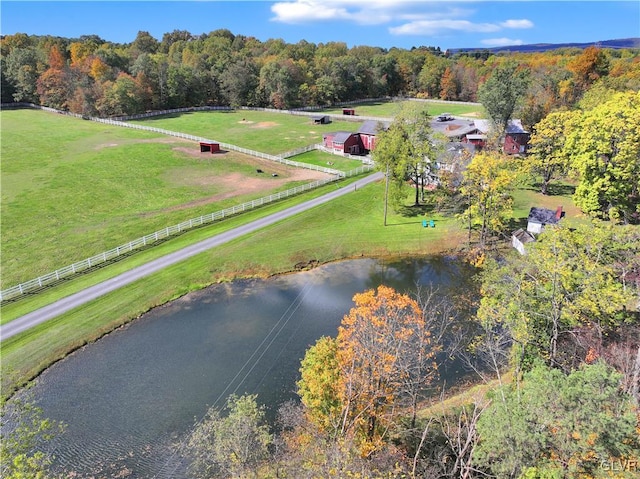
[2,29,638,124]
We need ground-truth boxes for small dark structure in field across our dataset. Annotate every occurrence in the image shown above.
[199,141,220,153]
[312,115,331,124]
[342,108,355,115]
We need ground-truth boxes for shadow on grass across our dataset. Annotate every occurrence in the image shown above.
[527,183,576,196]
[397,203,436,218]
[505,216,528,232]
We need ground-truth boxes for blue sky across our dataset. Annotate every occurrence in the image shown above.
[2,1,639,51]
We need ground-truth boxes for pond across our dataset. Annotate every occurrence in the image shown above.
[26,256,476,478]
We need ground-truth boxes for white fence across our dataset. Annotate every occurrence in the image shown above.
[0,164,373,302]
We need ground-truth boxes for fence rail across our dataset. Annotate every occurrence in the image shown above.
[0,165,373,302]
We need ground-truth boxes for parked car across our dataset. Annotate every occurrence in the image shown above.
[436,113,453,122]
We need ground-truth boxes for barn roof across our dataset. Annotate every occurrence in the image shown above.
[332,131,354,143]
[358,120,390,136]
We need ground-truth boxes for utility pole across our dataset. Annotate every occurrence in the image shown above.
[384,163,390,226]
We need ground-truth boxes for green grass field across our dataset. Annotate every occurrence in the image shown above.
[0,109,339,287]
[317,99,486,118]
[129,110,363,155]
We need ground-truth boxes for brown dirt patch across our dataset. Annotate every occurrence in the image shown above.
[252,121,278,128]
[151,159,332,215]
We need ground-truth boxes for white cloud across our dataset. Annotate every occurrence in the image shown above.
[481,37,524,46]
[500,19,534,29]
[270,0,469,25]
[390,19,501,36]
[270,1,353,23]
[270,1,535,39]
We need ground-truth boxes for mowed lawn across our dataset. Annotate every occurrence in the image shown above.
[316,99,486,118]
[129,109,363,155]
[0,109,334,288]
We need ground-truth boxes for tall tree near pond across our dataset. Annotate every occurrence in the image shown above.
[477,60,530,135]
[566,90,640,224]
[337,285,438,454]
[297,336,343,436]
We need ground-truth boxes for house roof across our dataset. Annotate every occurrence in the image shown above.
[527,206,563,225]
[437,141,475,165]
[473,119,528,134]
[505,119,527,134]
[357,120,390,136]
[431,119,478,138]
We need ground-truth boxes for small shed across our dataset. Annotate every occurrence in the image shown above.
[527,206,564,234]
[512,228,536,255]
[312,115,331,124]
[342,108,355,115]
[199,141,220,153]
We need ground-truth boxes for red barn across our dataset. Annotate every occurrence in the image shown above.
[357,120,390,153]
[323,131,362,155]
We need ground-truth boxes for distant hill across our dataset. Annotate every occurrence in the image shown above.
[447,38,640,55]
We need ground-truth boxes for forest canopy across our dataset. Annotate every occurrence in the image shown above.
[2,30,639,121]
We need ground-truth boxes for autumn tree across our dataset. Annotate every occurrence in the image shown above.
[567,46,610,100]
[457,152,518,249]
[297,336,343,435]
[565,90,640,224]
[526,110,575,194]
[96,72,146,116]
[337,285,438,453]
[36,45,71,109]
[439,66,458,100]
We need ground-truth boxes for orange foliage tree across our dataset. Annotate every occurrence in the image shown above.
[336,285,438,454]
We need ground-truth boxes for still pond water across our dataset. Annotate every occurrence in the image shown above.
[28,256,476,478]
